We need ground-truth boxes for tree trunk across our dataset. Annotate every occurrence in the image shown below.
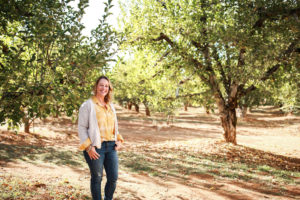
[184,103,188,111]
[133,103,139,112]
[205,106,210,114]
[143,102,151,116]
[23,118,31,133]
[24,123,30,133]
[213,83,238,144]
[127,102,132,110]
[241,106,248,117]
[145,106,150,116]
[220,107,237,144]
[55,105,60,118]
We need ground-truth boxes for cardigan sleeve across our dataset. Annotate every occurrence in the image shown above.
[78,101,92,150]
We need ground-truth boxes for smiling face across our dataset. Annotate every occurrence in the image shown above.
[96,78,110,98]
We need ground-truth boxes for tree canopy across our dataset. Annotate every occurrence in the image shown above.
[118,0,300,143]
[0,0,116,132]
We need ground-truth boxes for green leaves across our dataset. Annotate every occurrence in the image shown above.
[119,0,299,102]
[0,0,117,132]
[117,0,299,143]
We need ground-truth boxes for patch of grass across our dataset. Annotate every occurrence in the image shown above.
[119,144,300,196]
[0,174,91,200]
[120,152,154,173]
[257,165,298,183]
[258,165,272,172]
[0,143,86,167]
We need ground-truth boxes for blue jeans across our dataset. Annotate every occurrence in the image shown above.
[84,141,119,200]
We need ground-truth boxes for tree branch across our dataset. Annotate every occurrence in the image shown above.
[164,92,205,100]
[153,50,170,68]
[253,7,300,29]
[211,45,230,94]
[238,37,299,97]
[152,32,208,82]
[152,32,174,46]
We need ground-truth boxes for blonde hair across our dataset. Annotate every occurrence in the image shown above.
[93,76,113,103]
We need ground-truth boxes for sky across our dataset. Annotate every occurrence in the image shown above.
[70,0,121,36]
[69,0,125,67]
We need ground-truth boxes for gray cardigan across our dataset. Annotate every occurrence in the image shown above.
[78,98,119,150]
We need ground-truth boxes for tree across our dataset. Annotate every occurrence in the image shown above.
[265,64,300,114]
[0,0,116,132]
[120,0,300,144]
[112,47,184,117]
[174,75,216,113]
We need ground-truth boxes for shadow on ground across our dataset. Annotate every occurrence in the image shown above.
[0,143,85,167]
[119,141,300,198]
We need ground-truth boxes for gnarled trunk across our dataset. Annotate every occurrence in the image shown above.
[143,101,151,116]
[24,122,30,133]
[213,82,238,144]
[145,106,150,116]
[23,117,31,133]
[220,107,237,144]
[133,103,139,112]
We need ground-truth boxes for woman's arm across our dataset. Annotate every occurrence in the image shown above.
[78,101,92,151]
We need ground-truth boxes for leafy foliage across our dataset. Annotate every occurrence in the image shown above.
[0,0,116,131]
[112,48,183,116]
[118,0,300,143]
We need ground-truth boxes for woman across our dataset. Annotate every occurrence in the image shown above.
[78,76,124,200]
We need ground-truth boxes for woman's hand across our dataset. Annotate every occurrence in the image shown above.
[115,141,122,151]
[88,146,100,160]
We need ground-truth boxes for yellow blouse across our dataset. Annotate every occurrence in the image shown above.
[92,96,124,143]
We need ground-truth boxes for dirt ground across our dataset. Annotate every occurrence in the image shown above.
[1,106,300,200]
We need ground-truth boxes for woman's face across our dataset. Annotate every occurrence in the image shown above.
[96,78,109,98]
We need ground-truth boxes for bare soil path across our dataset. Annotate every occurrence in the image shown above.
[1,106,299,200]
